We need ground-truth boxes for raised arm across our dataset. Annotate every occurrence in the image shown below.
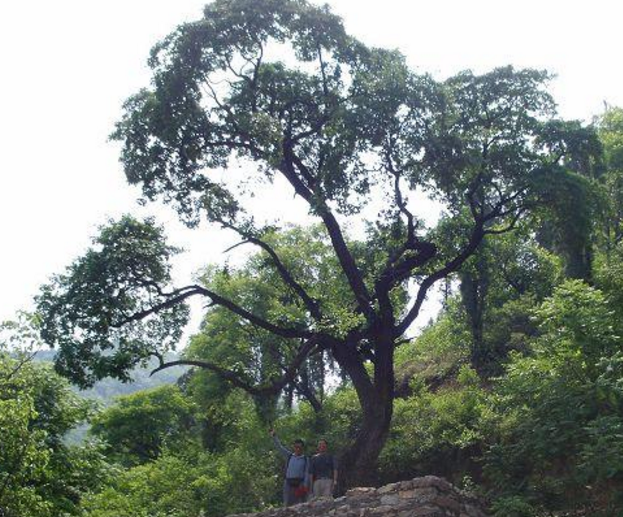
[269,429,291,459]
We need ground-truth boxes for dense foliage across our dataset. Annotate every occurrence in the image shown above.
[7,232,623,516]
[3,0,622,515]
[56,256,623,516]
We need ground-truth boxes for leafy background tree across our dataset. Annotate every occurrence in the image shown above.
[90,385,196,466]
[0,315,111,517]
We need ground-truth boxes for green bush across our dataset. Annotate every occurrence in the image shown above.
[484,280,623,513]
[84,429,278,517]
[0,351,111,517]
[381,366,488,484]
[490,495,538,517]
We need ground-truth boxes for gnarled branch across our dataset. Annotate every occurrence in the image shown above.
[218,220,322,320]
[114,284,311,339]
[150,336,320,396]
[395,222,486,337]
[279,145,374,321]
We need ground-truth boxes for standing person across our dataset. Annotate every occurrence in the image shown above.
[269,429,310,506]
[310,439,338,499]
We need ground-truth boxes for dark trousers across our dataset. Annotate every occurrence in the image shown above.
[283,480,307,506]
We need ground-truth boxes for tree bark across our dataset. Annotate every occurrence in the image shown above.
[337,387,393,492]
[333,334,395,492]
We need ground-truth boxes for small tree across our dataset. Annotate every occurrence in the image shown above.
[37,0,599,487]
[91,385,196,465]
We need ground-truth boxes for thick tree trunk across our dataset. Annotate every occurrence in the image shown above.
[337,390,393,491]
[333,334,395,492]
[460,252,490,376]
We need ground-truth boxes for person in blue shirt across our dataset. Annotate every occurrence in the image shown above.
[269,429,311,506]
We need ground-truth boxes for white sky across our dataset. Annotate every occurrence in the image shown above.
[1,0,622,331]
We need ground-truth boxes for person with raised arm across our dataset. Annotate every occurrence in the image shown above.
[269,428,310,506]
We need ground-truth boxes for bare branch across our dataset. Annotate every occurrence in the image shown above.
[394,180,532,336]
[375,150,429,301]
[291,116,330,145]
[223,240,251,254]
[151,337,320,396]
[113,284,311,339]
[0,350,38,383]
[280,145,374,321]
[151,358,259,392]
[484,205,530,235]
[288,144,318,188]
[292,378,323,412]
[395,223,486,337]
[386,150,416,244]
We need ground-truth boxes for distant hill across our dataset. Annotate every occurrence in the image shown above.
[34,349,188,406]
[33,349,190,445]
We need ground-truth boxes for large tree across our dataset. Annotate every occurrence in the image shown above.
[37,0,598,487]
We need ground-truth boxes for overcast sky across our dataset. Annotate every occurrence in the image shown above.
[1,0,622,330]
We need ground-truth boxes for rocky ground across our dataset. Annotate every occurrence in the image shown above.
[228,476,489,517]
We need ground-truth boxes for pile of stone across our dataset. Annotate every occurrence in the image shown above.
[228,476,489,517]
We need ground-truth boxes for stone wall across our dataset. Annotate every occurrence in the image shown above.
[228,476,489,517]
